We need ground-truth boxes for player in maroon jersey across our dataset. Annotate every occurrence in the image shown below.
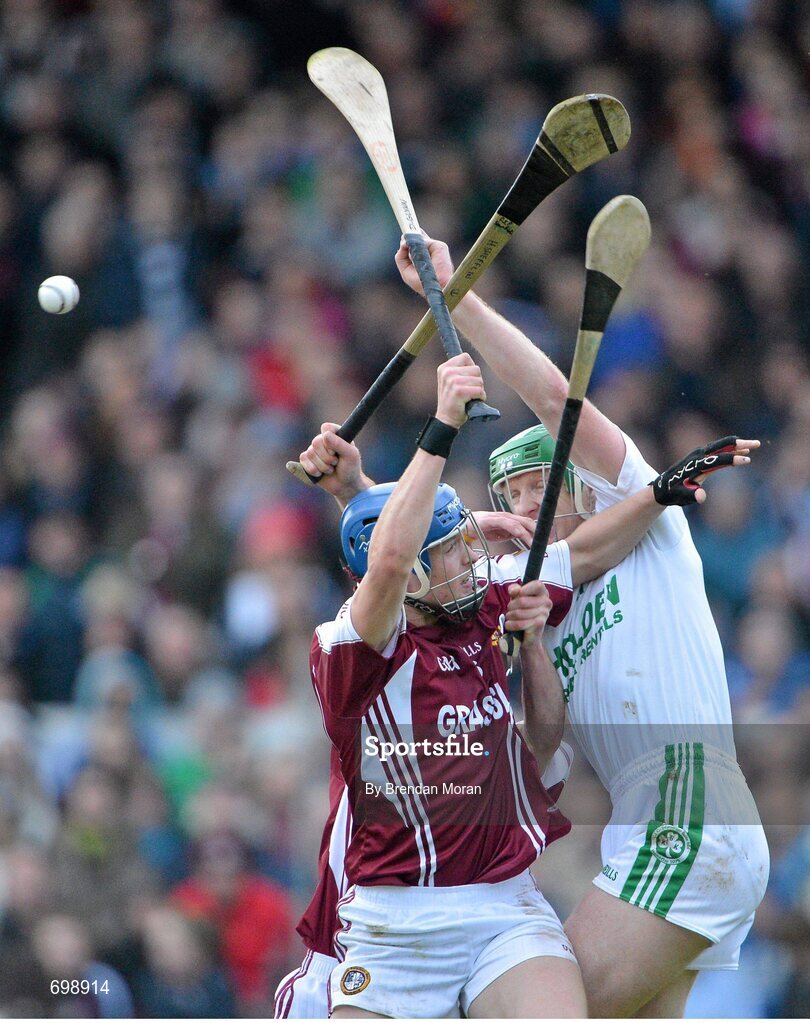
[304,351,675,1018]
[273,742,574,1019]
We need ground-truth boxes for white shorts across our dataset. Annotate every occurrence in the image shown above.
[330,869,577,1018]
[593,743,769,970]
[274,949,336,1018]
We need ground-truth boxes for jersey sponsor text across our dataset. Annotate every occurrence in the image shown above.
[551,574,623,699]
[437,682,509,736]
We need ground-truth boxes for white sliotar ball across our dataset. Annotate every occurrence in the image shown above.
[38,275,80,314]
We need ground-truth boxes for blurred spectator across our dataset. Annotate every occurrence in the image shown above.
[761,827,810,1017]
[143,602,213,702]
[171,829,295,1014]
[51,766,157,959]
[689,472,782,615]
[126,771,188,887]
[0,701,58,846]
[106,453,231,616]
[31,913,134,1018]
[0,843,53,1016]
[16,512,93,702]
[73,648,161,715]
[133,904,236,1018]
[726,605,810,720]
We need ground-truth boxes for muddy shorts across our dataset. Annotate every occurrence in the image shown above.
[594,742,770,970]
[330,869,576,1017]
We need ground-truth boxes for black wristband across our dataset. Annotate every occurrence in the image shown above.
[416,416,459,459]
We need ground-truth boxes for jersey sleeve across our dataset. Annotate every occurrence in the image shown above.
[575,430,686,550]
[489,543,573,626]
[311,597,409,721]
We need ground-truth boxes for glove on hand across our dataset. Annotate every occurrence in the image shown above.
[650,436,739,506]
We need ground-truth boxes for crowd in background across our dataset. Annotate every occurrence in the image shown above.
[0,0,808,1017]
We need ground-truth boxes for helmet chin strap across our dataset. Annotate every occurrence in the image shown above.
[405,567,479,621]
[404,594,442,618]
[571,473,591,516]
[409,560,432,600]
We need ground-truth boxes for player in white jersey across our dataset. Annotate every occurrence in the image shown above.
[395,234,769,1017]
[295,354,729,1016]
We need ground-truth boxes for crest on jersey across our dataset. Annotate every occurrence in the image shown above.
[650,824,691,864]
[340,966,371,995]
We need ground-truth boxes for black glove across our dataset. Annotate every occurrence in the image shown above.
[650,436,739,506]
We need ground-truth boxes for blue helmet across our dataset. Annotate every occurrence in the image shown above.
[340,482,463,577]
[339,482,490,620]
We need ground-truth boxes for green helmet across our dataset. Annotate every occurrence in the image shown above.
[488,424,587,515]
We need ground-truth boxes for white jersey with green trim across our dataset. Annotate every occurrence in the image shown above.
[542,432,736,793]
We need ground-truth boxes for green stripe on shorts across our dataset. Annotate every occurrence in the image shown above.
[641,744,691,911]
[654,744,704,916]
[619,743,705,919]
[620,744,677,904]
[635,744,688,911]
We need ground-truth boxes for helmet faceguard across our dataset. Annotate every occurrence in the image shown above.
[407,508,491,622]
[488,425,591,546]
[340,483,491,622]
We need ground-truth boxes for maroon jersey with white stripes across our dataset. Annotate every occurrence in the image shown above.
[310,548,573,888]
[296,742,573,959]
[296,749,352,956]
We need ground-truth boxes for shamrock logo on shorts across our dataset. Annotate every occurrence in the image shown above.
[650,824,691,864]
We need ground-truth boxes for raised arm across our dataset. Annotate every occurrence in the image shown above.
[566,437,759,586]
[567,486,665,586]
[395,235,627,483]
[350,354,486,651]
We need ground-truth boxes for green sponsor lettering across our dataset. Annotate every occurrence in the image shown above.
[552,576,623,699]
[552,646,573,677]
[606,574,620,605]
[552,633,579,677]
